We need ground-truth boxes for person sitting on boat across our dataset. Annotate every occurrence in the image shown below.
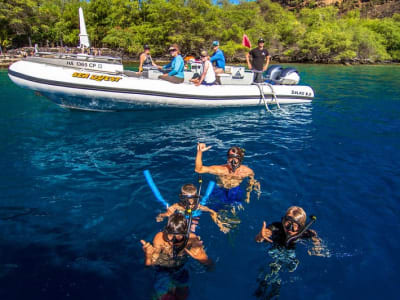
[195,143,260,208]
[210,41,225,74]
[141,213,212,299]
[156,183,230,233]
[158,44,184,84]
[246,38,270,83]
[254,206,327,299]
[190,51,216,86]
[138,44,157,73]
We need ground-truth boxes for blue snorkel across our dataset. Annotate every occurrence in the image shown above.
[201,180,215,205]
[143,170,215,211]
[143,170,169,208]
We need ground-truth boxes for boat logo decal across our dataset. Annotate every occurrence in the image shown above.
[72,72,122,82]
[291,90,312,97]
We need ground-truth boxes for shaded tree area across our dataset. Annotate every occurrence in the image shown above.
[1,0,400,62]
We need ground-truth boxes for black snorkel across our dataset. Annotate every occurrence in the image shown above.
[284,215,317,247]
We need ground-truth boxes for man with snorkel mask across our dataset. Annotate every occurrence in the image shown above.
[156,183,230,233]
[141,213,212,299]
[195,143,260,207]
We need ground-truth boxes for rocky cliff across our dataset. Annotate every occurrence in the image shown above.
[274,0,400,18]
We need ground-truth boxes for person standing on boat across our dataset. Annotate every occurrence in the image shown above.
[246,38,270,83]
[190,50,216,86]
[138,44,157,73]
[158,44,184,84]
[195,143,260,207]
[210,41,225,74]
[141,213,212,299]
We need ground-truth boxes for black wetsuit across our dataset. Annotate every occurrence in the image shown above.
[267,222,316,249]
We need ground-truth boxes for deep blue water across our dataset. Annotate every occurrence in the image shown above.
[0,64,399,300]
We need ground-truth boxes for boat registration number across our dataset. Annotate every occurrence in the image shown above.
[72,72,122,82]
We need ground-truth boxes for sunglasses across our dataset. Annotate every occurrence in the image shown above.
[169,49,177,52]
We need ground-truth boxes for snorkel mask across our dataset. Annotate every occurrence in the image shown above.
[163,213,190,257]
[282,215,303,234]
[227,153,242,172]
[179,193,200,213]
[283,215,317,247]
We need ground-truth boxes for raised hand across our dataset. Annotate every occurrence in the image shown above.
[155,214,164,222]
[140,240,155,255]
[197,142,212,153]
[259,221,273,243]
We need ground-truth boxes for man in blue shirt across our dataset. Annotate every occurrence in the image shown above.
[210,41,225,74]
[158,44,185,84]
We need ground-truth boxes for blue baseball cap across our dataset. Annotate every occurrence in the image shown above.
[212,41,219,46]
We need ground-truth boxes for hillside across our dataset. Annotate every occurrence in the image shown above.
[274,0,400,18]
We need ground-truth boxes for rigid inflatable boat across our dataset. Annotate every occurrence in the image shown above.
[8,7,313,112]
[8,53,314,112]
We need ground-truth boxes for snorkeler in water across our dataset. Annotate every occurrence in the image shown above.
[255,206,323,252]
[195,143,260,207]
[141,213,212,300]
[156,183,230,233]
[254,206,327,299]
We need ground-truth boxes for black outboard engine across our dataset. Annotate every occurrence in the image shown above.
[264,65,300,85]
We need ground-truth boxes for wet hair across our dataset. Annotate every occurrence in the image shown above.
[285,206,306,227]
[165,213,188,235]
[227,146,245,160]
[181,183,197,196]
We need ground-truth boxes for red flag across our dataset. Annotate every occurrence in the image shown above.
[242,34,251,49]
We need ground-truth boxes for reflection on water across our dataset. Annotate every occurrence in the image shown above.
[1,65,400,299]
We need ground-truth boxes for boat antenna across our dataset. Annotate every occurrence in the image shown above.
[79,7,90,49]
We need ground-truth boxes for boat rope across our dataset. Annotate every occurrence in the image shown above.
[255,83,271,112]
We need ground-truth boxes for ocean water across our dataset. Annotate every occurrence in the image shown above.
[0,64,399,300]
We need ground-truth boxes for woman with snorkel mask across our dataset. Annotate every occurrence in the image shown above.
[254,207,327,299]
[141,213,212,299]
[156,184,230,233]
[195,143,260,210]
[255,206,321,250]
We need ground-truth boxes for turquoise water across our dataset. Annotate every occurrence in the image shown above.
[0,64,399,299]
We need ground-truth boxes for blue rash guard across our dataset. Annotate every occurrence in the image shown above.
[210,49,225,70]
[163,55,184,78]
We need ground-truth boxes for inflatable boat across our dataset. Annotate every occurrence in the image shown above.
[8,6,314,112]
[8,53,314,112]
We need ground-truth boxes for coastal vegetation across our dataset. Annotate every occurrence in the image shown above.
[1,0,400,63]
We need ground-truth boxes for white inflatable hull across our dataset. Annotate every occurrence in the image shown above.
[8,60,314,111]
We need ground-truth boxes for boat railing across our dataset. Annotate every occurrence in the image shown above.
[31,52,122,65]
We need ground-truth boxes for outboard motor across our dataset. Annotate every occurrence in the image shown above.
[275,67,300,85]
[265,65,283,82]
